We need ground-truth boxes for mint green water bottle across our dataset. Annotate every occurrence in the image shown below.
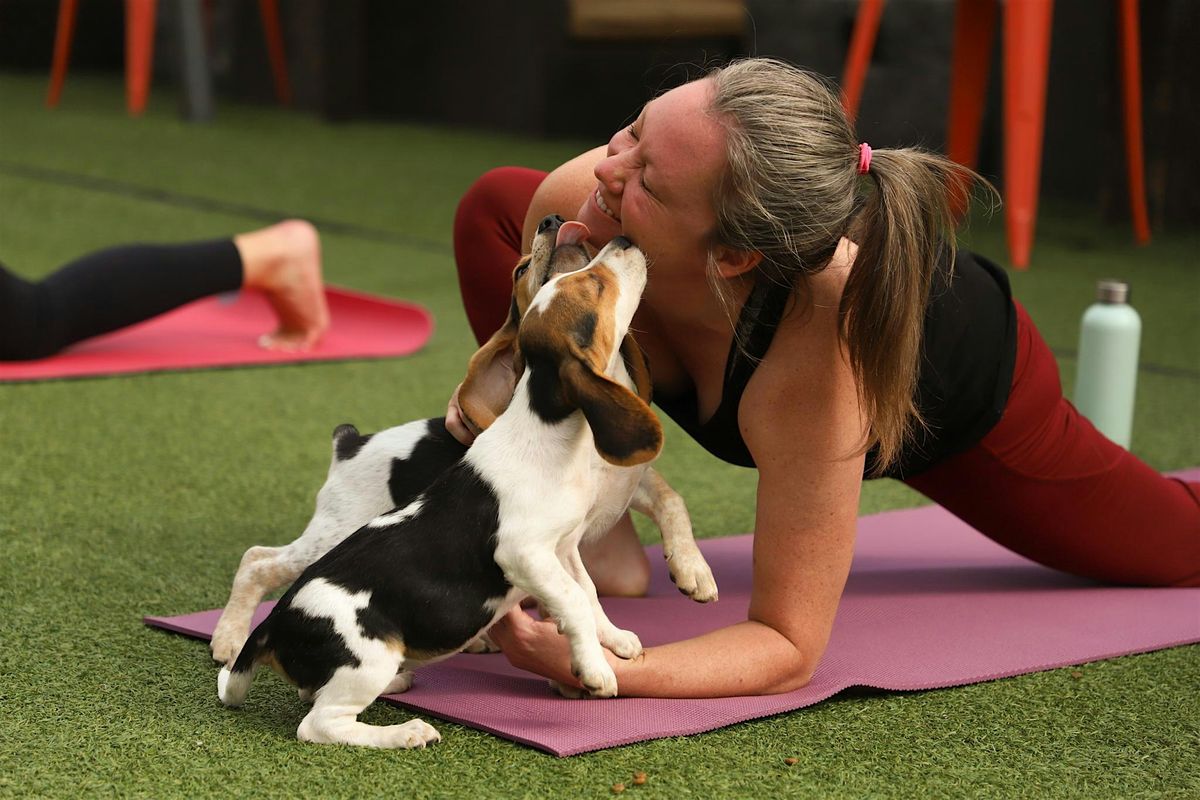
[1073,279,1142,448]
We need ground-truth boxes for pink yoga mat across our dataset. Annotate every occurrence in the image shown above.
[0,287,432,382]
[146,468,1200,756]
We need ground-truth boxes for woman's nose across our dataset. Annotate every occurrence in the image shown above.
[595,154,625,194]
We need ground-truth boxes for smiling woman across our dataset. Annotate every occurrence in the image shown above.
[450,57,1200,701]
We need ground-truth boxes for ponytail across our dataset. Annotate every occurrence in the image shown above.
[708,58,993,474]
[842,150,979,474]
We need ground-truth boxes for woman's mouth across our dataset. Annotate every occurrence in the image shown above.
[595,189,620,222]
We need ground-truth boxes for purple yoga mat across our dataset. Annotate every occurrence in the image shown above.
[146,469,1200,756]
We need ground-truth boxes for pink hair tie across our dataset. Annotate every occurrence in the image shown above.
[857,142,872,175]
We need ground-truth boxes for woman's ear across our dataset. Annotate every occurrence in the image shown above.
[712,245,762,279]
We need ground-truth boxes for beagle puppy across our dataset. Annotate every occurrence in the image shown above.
[209,218,716,668]
[219,236,683,748]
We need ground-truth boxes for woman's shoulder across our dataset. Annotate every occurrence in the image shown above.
[739,256,866,463]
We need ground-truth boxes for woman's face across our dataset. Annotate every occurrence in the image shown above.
[577,78,727,288]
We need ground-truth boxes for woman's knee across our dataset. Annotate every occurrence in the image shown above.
[454,167,545,246]
[453,167,546,344]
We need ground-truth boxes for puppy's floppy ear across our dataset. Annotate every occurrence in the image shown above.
[458,318,527,434]
[561,359,663,466]
[619,335,653,404]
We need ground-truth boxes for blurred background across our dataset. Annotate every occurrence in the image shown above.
[0,0,1196,230]
[2,5,1197,796]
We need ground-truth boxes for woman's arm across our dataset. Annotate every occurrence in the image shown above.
[491,299,868,697]
[491,437,862,697]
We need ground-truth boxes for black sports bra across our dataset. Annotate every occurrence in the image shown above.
[653,249,1018,479]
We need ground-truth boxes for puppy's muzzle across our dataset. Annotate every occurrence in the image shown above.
[537,214,565,236]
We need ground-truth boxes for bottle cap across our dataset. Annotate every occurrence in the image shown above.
[1095,279,1130,304]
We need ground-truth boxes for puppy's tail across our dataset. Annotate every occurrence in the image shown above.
[330,423,370,463]
[217,623,270,708]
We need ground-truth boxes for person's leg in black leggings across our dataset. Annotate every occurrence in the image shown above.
[0,220,329,361]
[0,240,240,360]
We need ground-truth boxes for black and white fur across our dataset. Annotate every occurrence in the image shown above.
[218,236,678,748]
[209,419,467,664]
[209,218,717,668]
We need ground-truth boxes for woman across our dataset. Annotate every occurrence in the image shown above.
[0,219,328,360]
[450,58,1200,698]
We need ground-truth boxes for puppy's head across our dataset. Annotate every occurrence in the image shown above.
[517,236,662,467]
[458,215,591,434]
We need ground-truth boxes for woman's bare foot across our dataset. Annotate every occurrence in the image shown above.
[580,514,651,597]
[235,219,330,351]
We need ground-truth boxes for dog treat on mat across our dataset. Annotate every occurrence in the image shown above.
[146,468,1200,757]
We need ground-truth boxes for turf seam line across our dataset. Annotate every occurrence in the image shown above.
[4,160,1198,382]
[1049,347,1200,381]
[0,159,451,255]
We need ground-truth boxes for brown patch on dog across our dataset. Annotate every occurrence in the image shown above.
[511,254,539,324]
[521,265,619,374]
[520,264,663,466]
[459,225,596,433]
[263,651,297,686]
[458,255,536,433]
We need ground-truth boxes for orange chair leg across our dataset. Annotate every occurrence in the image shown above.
[1118,0,1151,244]
[841,0,886,123]
[47,0,80,108]
[946,0,997,218]
[125,0,156,115]
[1002,0,1054,270]
[946,0,997,170]
[258,0,292,106]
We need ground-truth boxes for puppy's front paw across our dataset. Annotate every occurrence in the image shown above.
[378,719,441,749]
[571,658,618,698]
[666,549,719,603]
[600,627,642,660]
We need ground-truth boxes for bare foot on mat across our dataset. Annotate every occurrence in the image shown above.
[236,219,330,351]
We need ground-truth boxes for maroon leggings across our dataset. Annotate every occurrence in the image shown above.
[453,167,1200,587]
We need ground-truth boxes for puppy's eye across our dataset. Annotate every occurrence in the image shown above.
[514,264,529,279]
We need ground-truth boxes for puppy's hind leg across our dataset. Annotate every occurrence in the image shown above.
[381,670,415,695]
[211,546,304,664]
[463,633,500,653]
[297,653,439,749]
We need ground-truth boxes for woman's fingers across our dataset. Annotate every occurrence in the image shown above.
[445,383,477,445]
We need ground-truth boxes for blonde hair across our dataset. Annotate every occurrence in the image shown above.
[706,58,987,475]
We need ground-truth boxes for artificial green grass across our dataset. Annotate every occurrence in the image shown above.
[0,73,1196,799]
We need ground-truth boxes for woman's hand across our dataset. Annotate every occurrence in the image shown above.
[487,607,586,689]
[445,382,480,446]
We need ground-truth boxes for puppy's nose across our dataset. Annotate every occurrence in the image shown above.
[537,215,565,235]
[610,235,634,250]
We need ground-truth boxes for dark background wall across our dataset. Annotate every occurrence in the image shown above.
[0,0,1194,230]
